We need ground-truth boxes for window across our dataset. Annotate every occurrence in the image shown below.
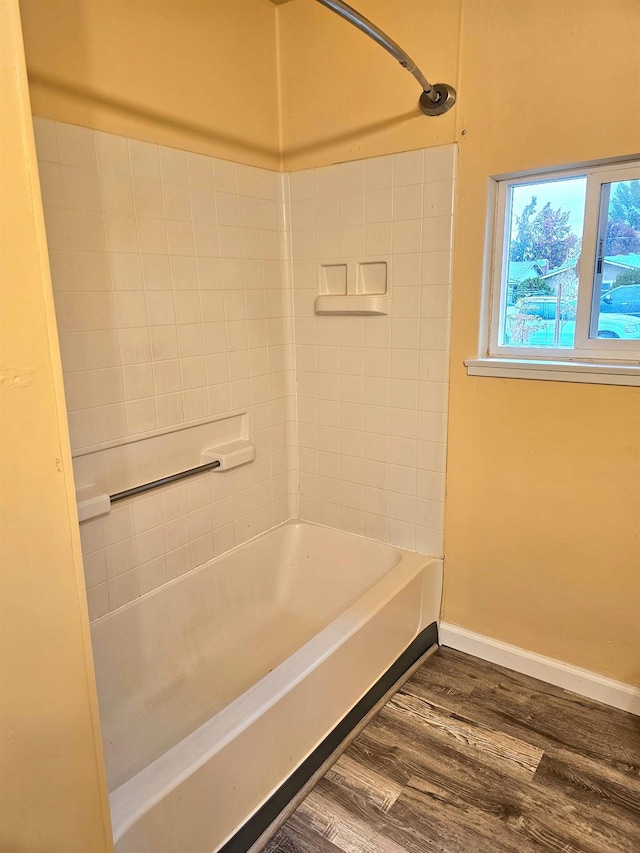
[469,160,640,385]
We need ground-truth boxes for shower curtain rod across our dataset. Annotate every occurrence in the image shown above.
[315,0,456,116]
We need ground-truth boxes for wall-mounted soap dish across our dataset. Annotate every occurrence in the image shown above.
[315,256,390,315]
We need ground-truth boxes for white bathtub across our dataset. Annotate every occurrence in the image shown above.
[91,520,442,853]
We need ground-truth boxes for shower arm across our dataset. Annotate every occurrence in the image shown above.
[315,0,456,116]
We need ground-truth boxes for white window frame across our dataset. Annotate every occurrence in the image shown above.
[467,159,640,386]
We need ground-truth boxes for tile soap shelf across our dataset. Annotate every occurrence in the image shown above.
[315,257,390,315]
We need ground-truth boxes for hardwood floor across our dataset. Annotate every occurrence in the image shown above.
[263,648,640,852]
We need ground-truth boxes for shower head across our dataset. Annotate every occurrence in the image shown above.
[315,0,456,117]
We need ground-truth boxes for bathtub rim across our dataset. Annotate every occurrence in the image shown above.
[108,537,439,841]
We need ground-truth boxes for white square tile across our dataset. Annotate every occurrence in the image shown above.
[419,318,451,351]
[125,398,157,434]
[137,218,168,253]
[56,123,96,169]
[145,291,175,326]
[393,184,423,220]
[164,182,192,220]
[340,193,365,226]
[160,146,188,185]
[104,214,139,253]
[422,215,453,253]
[389,519,415,550]
[213,159,237,194]
[95,131,130,175]
[390,491,416,523]
[166,544,192,579]
[108,568,139,610]
[391,318,420,350]
[424,144,456,183]
[133,494,164,533]
[392,219,422,254]
[92,403,127,444]
[416,498,445,531]
[129,139,161,180]
[141,254,172,290]
[153,360,182,394]
[114,291,148,328]
[174,290,201,324]
[33,117,59,162]
[47,248,77,293]
[393,150,423,187]
[187,152,213,190]
[166,220,195,255]
[170,255,198,290]
[118,328,152,364]
[42,206,70,250]
[365,155,393,190]
[105,536,137,576]
[424,180,455,217]
[365,222,393,255]
[415,526,444,557]
[38,162,66,207]
[191,187,217,223]
[133,176,164,218]
[100,172,135,215]
[289,170,314,201]
[62,166,101,210]
[86,584,110,621]
[421,250,452,285]
[365,188,393,223]
[309,164,337,197]
[67,209,106,251]
[79,517,104,554]
[122,363,154,400]
[138,557,167,595]
[236,164,258,197]
[339,161,365,194]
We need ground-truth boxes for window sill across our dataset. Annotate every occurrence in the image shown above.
[465,357,640,386]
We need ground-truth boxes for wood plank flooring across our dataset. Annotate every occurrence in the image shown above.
[263,648,640,852]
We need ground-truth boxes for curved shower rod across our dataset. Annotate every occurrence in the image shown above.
[315,0,456,116]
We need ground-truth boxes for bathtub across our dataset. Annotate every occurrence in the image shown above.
[91,520,442,853]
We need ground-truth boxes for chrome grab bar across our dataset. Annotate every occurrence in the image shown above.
[110,459,221,503]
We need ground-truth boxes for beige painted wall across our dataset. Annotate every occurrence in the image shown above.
[19,0,281,170]
[0,1,112,849]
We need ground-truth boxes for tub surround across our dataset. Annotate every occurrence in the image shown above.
[34,118,455,620]
[33,117,297,619]
[288,147,455,554]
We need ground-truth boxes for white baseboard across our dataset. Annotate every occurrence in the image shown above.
[439,622,640,716]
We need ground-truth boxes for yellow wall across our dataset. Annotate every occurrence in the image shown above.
[279,0,640,685]
[0,1,112,849]
[446,0,640,685]
[278,0,460,170]
[19,0,281,170]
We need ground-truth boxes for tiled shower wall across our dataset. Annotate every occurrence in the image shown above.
[288,147,455,554]
[35,120,454,620]
[34,118,295,620]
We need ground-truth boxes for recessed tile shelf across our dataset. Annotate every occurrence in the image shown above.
[315,257,390,315]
